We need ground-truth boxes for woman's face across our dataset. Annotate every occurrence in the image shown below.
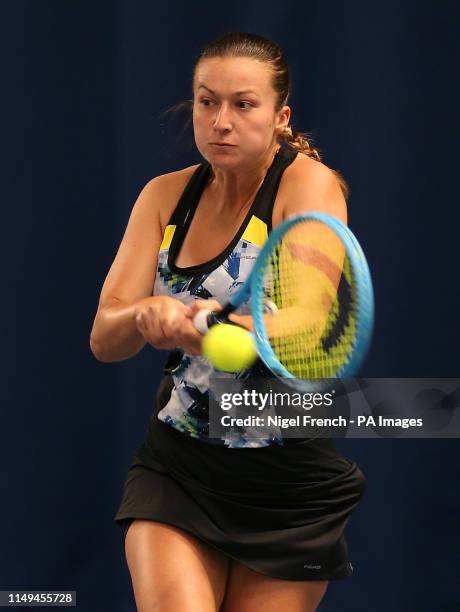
[193,57,290,170]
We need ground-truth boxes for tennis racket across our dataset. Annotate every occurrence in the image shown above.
[193,211,374,392]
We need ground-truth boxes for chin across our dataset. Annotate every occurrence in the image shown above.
[204,147,241,165]
[208,157,243,173]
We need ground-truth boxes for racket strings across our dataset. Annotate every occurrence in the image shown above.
[261,220,359,379]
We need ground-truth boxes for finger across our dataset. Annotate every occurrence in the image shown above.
[135,312,144,330]
[158,309,191,343]
[188,301,205,317]
[153,339,178,350]
[180,337,203,356]
[161,310,188,338]
[189,299,222,316]
[139,308,174,347]
[181,323,207,348]
[210,299,223,312]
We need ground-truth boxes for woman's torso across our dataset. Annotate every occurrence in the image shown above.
[152,145,301,448]
[156,148,312,252]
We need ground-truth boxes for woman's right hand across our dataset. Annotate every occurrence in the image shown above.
[133,296,204,356]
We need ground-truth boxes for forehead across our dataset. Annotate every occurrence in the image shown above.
[194,57,273,94]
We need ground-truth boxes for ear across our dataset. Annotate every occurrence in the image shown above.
[274,105,291,136]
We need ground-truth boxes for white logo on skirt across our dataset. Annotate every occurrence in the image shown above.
[303,564,322,569]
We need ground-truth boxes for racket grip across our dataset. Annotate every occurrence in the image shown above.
[192,309,212,333]
[193,309,226,333]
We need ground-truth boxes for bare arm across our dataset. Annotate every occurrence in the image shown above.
[89,178,165,362]
[189,161,348,336]
[212,161,348,334]
[90,172,206,362]
[277,157,347,225]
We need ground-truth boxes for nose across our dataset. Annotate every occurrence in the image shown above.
[213,103,232,132]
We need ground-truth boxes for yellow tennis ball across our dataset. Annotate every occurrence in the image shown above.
[202,324,257,372]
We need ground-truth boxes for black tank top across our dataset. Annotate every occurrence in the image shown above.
[153,144,298,447]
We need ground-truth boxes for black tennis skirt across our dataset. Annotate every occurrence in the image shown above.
[115,377,366,582]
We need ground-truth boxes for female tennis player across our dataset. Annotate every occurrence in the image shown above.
[90,32,366,612]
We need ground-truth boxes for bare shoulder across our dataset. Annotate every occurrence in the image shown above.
[145,164,200,231]
[95,164,200,309]
[274,153,347,226]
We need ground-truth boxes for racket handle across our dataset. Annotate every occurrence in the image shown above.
[193,309,228,333]
[193,309,212,333]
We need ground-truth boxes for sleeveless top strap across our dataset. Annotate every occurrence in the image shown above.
[168,143,298,232]
[250,143,298,231]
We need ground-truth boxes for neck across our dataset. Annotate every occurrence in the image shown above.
[208,144,280,215]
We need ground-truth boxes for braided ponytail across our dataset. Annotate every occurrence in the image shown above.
[280,126,321,161]
[193,32,349,200]
[280,126,349,199]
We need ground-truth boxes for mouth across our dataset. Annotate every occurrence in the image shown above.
[209,142,236,147]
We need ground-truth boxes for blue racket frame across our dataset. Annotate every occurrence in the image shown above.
[220,212,374,391]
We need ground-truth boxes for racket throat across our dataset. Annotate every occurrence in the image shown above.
[208,302,237,326]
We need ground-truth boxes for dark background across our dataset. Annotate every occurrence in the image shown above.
[2,1,459,610]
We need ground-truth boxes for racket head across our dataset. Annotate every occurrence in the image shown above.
[249,212,374,392]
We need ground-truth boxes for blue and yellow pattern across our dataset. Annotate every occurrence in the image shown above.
[154,216,283,448]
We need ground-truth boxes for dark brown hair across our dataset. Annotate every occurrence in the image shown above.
[194,32,349,199]
[163,32,349,199]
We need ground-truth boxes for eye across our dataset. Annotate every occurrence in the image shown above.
[199,98,214,107]
[238,101,252,110]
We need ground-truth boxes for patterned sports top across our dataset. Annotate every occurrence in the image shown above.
[154,144,298,447]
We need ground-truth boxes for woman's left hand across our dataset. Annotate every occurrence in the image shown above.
[187,299,223,329]
[187,299,253,332]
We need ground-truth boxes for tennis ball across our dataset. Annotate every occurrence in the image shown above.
[202,324,257,372]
